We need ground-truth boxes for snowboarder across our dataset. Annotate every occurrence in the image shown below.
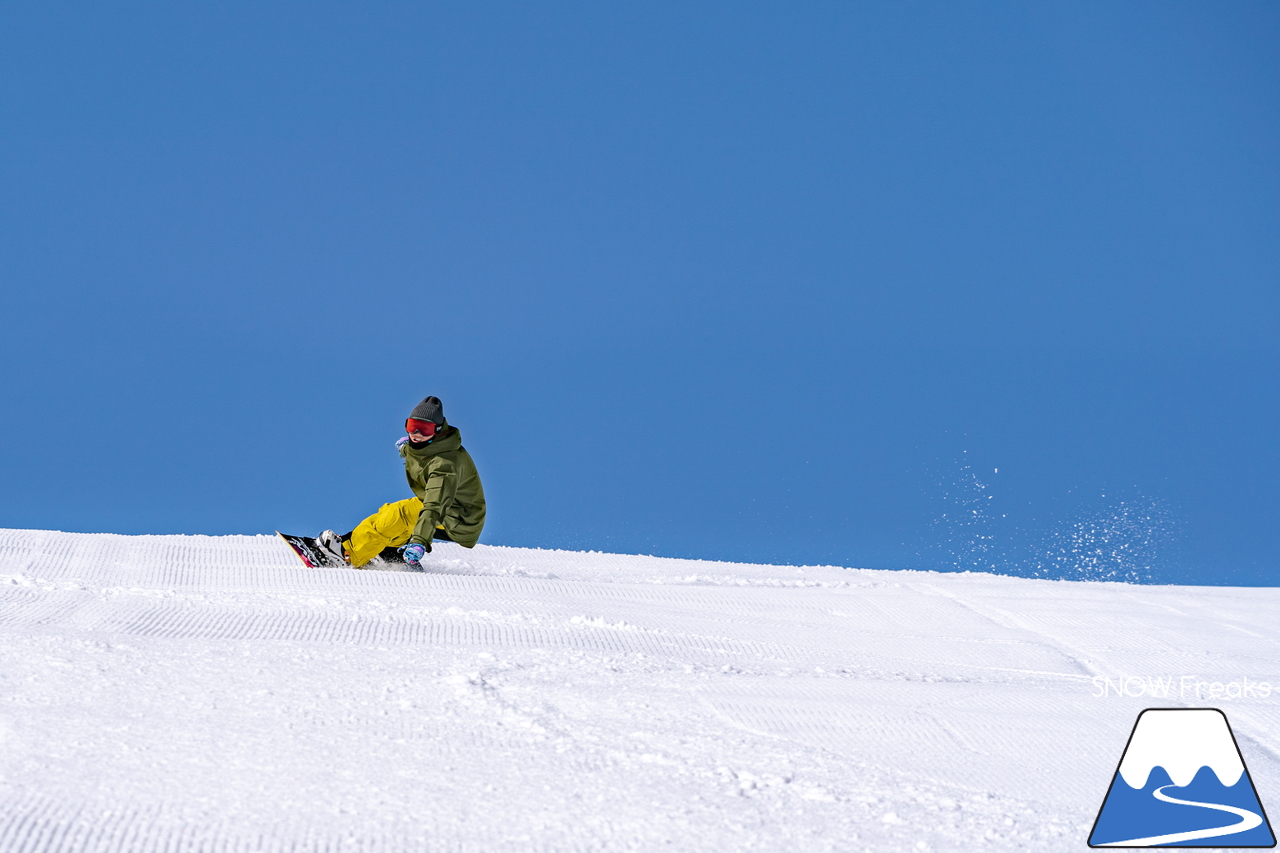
[316,396,486,570]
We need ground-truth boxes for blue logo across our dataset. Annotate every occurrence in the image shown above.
[1089,708,1275,847]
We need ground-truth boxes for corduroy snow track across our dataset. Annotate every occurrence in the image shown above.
[1,529,1278,852]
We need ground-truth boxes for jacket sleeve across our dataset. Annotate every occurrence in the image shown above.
[409,456,457,546]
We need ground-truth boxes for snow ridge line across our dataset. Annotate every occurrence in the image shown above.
[96,603,810,661]
[911,582,1106,678]
[0,588,83,628]
[0,795,479,853]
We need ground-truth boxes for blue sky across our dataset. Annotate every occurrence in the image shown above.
[2,2,1277,585]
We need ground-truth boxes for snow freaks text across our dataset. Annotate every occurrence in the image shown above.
[1091,675,1273,701]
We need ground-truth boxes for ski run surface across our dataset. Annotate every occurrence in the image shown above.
[1,529,1277,852]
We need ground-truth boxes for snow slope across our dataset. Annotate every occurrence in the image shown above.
[1,529,1277,852]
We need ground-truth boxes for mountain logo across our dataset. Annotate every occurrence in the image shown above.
[1089,708,1276,847]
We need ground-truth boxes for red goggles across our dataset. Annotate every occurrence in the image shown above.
[405,418,438,438]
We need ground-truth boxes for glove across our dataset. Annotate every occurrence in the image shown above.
[399,542,427,567]
[395,436,410,451]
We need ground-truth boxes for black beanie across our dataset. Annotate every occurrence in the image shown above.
[409,396,445,425]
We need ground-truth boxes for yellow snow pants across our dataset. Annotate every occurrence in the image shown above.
[346,497,440,568]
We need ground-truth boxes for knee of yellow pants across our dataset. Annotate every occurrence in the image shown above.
[347,497,424,567]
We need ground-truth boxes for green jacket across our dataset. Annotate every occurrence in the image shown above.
[399,426,486,548]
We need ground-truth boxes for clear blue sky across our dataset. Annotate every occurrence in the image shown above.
[2,2,1276,585]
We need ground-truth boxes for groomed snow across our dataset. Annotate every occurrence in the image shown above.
[1,529,1277,851]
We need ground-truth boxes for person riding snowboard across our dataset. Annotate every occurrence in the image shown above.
[317,396,486,570]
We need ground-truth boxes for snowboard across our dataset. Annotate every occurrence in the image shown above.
[276,532,406,568]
